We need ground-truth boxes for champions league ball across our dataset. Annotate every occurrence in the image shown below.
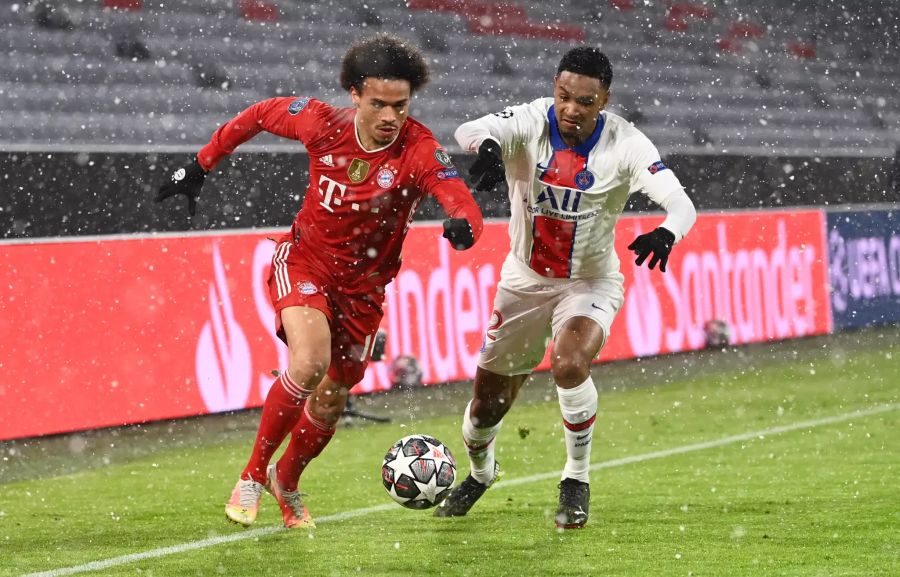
[381,434,457,509]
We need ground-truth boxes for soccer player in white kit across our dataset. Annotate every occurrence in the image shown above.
[434,47,697,528]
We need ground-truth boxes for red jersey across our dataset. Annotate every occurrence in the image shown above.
[197,96,483,293]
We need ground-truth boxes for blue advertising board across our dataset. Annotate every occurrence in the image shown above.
[827,208,900,330]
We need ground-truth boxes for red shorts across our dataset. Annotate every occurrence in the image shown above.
[267,241,384,385]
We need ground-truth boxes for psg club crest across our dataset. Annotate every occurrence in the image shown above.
[348,158,370,183]
[376,167,396,189]
[574,169,595,190]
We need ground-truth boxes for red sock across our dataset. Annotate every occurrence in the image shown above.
[241,372,311,483]
[275,404,336,492]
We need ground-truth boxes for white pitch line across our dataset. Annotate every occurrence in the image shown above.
[19,403,897,577]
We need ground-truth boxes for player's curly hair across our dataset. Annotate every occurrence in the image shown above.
[340,33,430,94]
[557,46,613,90]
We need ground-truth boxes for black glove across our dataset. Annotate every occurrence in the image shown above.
[442,218,475,250]
[155,158,207,216]
[627,226,676,272]
[469,139,505,192]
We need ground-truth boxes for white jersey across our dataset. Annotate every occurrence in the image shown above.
[456,97,692,280]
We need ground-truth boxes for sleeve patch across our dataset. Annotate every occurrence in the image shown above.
[434,148,453,168]
[288,97,311,115]
[492,109,514,118]
[436,168,460,180]
[648,160,668,174]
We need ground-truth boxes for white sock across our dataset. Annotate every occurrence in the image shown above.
[462,400,502,485]
[557,376,598,483]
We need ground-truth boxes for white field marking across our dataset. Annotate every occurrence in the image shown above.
[496,403,898,489]
[19,403,897,577]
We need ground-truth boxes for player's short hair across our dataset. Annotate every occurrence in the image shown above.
[340,33,429,94]
[557,46,613,90]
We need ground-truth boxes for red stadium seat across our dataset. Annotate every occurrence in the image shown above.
[102,0,142,9]
[786,40,816,59]
[608,0,634,10]
[728,21,765,39]
[240,0,278,22]
[408,0,582,41]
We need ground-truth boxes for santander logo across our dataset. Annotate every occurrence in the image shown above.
[195,243,253,412]
[622,218,824,357]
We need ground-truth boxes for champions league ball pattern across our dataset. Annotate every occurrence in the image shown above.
[381,434,457,509]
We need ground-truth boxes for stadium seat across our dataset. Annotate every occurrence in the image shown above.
[103,0,143,10]
[239,0,279,22]
[0,0,895,153]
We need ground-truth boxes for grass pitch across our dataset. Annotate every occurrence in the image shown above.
[1,327,898,577]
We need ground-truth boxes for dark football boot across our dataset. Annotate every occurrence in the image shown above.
[433,462,501,517]
[555,478,590,529]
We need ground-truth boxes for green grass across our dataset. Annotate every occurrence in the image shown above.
[1,328,898,577]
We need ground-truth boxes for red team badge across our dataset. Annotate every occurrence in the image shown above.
[376,167,396,189]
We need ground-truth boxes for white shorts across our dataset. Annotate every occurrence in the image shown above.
[478,257,625,376]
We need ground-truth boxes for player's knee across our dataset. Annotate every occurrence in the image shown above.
[551,356,590,388]
[286,353,330,389]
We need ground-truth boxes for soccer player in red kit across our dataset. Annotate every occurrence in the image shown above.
[155,34,483,529]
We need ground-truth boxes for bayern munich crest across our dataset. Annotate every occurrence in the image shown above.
[297,281,317,295]
[376,167,396,189]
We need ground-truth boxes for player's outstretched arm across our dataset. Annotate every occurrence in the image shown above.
[154,97,316,216]
[155,157,207,216]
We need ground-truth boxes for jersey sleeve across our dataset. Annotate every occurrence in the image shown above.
[454,102,542,157]
[623,132,696,241]
[415,140,484,244]
[197,97,326,171]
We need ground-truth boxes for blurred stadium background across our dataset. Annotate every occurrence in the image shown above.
[1,0,898,237]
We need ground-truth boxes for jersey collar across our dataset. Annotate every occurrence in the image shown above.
[548,106,605,157]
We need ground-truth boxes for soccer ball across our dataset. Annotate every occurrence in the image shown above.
[381,434,457,509]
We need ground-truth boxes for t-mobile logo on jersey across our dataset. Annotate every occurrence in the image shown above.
[318,174,348,212]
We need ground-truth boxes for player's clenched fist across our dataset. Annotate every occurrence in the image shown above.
[442,218,475,250]
[628,226,676,272]
[155,157,207,216]
[469,139,505,192]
